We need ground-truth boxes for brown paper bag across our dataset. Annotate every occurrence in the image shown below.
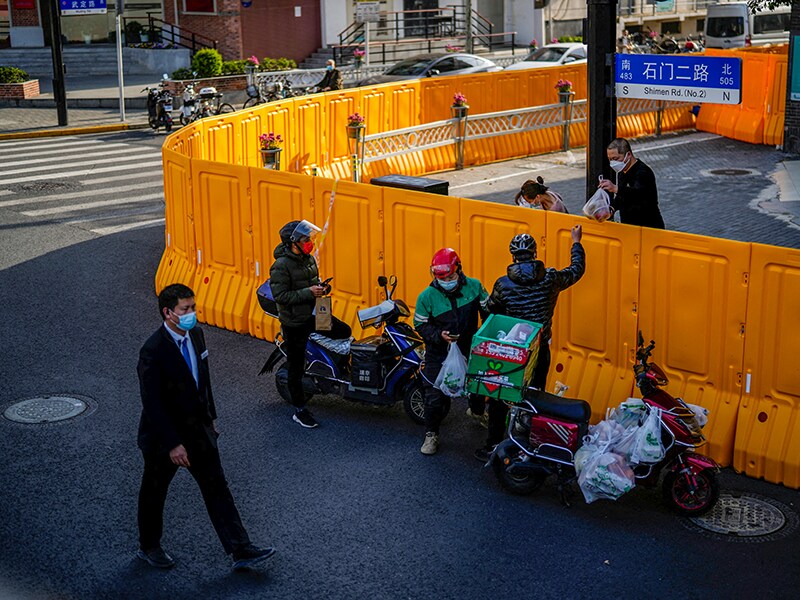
[315,296,332,331]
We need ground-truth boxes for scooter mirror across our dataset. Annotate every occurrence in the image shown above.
[637,330,644,347]
[162,73,169,80]
[377,276,388,287]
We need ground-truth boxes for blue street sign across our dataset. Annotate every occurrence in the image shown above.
[615,54,742,105]
[60,0,107,15]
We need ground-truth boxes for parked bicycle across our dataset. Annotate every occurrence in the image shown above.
[242,80,285,110]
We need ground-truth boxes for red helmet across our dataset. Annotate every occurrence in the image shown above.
[430,248,461,279]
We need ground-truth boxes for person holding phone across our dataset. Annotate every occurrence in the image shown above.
[269,220,351,429]
[413,248,489,455]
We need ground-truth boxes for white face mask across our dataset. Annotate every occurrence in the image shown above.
[609,153,629,173]
[438,278,458,291]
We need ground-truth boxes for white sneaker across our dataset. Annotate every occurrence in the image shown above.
[466,407,489,429]
[420,432,440,455]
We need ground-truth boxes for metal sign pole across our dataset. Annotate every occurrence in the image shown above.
[365,21,370,66]
[115,0,126,122]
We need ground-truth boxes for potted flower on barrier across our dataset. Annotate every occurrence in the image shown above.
[445,44,462,53]
[353,48,365,68]
[555,79,574,103]
[259,132,283,170]
[451,92,468,119]
[529,39,538,51]
[347,112,366,139]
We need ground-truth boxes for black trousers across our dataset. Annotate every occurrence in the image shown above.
[282,316,351,409]
[138,436,250,555]
[486,343,552,446]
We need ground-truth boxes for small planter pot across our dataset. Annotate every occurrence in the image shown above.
[558,91,575,104]
[354,58,363,69]
[260,148,282,170]
[347,124,365,140]
[450,104,469,119]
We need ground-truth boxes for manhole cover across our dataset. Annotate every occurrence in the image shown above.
[707,168,755,176]
[3,395,88,424]
[683,492,798,542]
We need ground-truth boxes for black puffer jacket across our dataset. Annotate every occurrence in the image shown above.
[269,243,320,327]
[487,243,585,343]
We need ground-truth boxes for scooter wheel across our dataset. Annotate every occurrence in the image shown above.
[275,365,312,404]
[165,120,173,133]
[180,115,189,126]
[493,441,546,496]
[662,468,719,517]
[402,380,450,425]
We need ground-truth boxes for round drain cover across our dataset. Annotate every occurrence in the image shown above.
[3,395,88,424]
[684,492,798,542]
[708,168,753,176]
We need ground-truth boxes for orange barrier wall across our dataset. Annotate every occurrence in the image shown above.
[156,61,800,487]
[697,46,788,146]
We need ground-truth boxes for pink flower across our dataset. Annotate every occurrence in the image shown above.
[452,92,468,107]
[551,37,558,43]
[259,132,283,150]
[247,55,260,66]
[348,112,365,126]
[353,49,365,58]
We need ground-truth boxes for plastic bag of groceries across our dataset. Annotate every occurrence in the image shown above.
[607,398,647,429]
[576,448,636,503]
[435,341,468,397]
[582,187,613,222]
[629,406,665,465]
[687,402,708,428]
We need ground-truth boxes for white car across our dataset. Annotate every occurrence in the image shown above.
[504,43,588,71]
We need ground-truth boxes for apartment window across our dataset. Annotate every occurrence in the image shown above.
[661,21,681,35]
[753,12,790,35]
[696,19,705,33]
[184,0,215,13]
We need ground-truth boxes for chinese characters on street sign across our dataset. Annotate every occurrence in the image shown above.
[60,0,107,15]
[615,54,742,105]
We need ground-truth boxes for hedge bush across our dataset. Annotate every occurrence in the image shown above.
[261,57,297,71]
[191,48,223,78]
[171,67,193,80]
[221,59,248,75]
[0,66,30,84]
[558,36,583,43]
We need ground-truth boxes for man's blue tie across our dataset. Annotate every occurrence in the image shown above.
[180,337,193,375]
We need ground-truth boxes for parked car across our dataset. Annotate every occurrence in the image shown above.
[504,43,588,71]
[358,53,501,86]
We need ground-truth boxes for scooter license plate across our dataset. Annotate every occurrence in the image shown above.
[164,104,173,112]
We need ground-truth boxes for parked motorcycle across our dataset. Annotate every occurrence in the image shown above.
[180,81,199,125]
[259,275,434,423]
[143,74,174,133]
[490,332,719,516]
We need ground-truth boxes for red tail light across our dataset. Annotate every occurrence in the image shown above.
[745,34,752,47]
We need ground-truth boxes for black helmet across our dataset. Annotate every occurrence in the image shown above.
[509,233,536,258]
[279,220,321,245]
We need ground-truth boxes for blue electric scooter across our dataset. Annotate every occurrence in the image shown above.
[259,276,442,424]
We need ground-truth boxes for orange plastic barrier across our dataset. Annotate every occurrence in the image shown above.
[155,59,800,486]
[735,244,800,488]
[546,212,642,420]
[637,229,750,466]
[191,158,255,333]
[155,148,198,295]
[764,53,788,146]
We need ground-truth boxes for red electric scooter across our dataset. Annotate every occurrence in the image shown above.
[490,332,720,516]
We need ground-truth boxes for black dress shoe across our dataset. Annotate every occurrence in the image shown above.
[136,546,175,569]
[232,544,277,570]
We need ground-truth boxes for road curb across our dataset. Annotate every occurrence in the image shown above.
[0,122,150,140]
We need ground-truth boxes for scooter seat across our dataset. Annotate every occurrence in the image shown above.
[523,388,591,424]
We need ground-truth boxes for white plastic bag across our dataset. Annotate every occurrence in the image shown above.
[582,187,613,222]
[687,402,709,428]
[629,406,665,465]
[434,342,468,397]
[577,450,635,503]
[607,398,647,429]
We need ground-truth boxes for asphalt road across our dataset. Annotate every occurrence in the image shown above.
[0,131,799,600]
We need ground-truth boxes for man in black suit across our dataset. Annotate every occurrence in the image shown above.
[136,283,275,570]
